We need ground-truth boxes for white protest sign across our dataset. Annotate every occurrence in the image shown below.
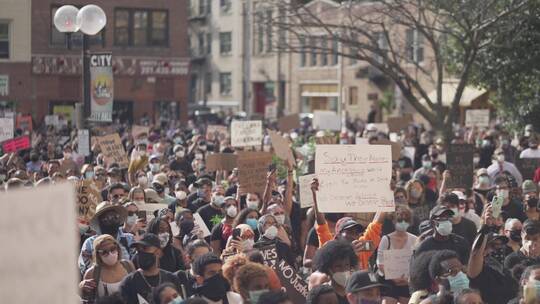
[231,120,263,147]
[45,115,59,126]
[0,183,78,303]
[193,213,211,238]
[265,102,278,120]
[402,146,416,164]
[465,109,490,128]
[389,132,399,142]
[356,137,369,145]
[299,174,316,208]
[382,249,413,280]
[369,123,389,134]
[313,110,341,131]
[315,145,394,213]
[78,129,90,156]
[0,117,14,142]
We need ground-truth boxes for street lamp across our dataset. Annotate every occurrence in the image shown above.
[54,5,107,127]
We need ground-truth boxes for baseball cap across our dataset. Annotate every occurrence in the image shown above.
[476,168,488,177]
[451,191,466,201]
[131,233,160,249]
[336,217,364,234]
[152,173,168,186]
[523,180,538,194]
[194,177,213,187]
[486,233,509,245]
[429,205,454,220]
[346,271,386,293]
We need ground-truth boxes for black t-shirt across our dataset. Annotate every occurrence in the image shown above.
[306,226,319,247]
[168,159,193,174]
[414,234,470,265]
[210,222,228,252]
[192,198,210,211]
[196,204,223,231]
[187,192,198,205]
[452,217,478,246]
[289,202,302,252]
[469,257,517,304]
[131,246,185,273]
[175,270,196,298]
[504,250,528,270]
[120,270,181,304]
[225,184,238,197]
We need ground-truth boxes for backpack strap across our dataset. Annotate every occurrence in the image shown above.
[119,260,134,273]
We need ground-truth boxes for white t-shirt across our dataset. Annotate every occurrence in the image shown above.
[376,232,418,266]
[520,148,540,159]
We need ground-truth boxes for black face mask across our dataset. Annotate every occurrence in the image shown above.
[137,251,156,270]
[489,248,506,265]
[400,172,411,182]
[154,184,164,194]
[179,220,195,236]
[197,273,229,301]
[510,230,522,243]
[99,222,120,236]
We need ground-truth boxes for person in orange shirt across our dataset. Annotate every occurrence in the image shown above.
[310,178,386,270]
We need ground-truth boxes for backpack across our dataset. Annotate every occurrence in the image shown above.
[90,260,134,302]
[368,235,390,275]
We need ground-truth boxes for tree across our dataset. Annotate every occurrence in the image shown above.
[271,0,531,138]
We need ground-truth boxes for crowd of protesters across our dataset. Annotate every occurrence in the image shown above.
[2,112,540,304]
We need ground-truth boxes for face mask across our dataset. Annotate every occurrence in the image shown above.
[501,139,510,146]
[79,223,89,235]
[395,197,407,204]
[85,171,94,179]
[450,208,460,219]
[473,157,480,165]
[180,220,195,236]
[410,189,422,199]
[133,200,145,206]
[195,153,203,160]
[497,189,509,200]
[447,271,469,294]
[497,155,505,162]
[274,214,286,225]
[247,200,260,210]
[510,230,522,243]
[489,247,506,265]
[150,163,160,173]
[176,151,185,158]
[100,222,120,236]
[174,137,183,145]
[246,218,258,230]
[226,205,238,218]
[213,195,225,207]
[395,221,410,232]
[0,174,6,182]
[197,274,230,301]
[164,187,170,195]
[243,239,255,251]
[159,232,170,248]
[332,271,352,287]
[435,220,453,236]
[197,189,206,198]
[478,176,490,186]
[264,225,278,240]
[64,152,72,159]
[138,150,147,157]
[482,140,491,148]
[199,145,207,152]
[137,251,156,270]
[101,250,118,266]
[126,215,137,227]
[138,176,148,185]
[422,161,432,169]
[249,289,269,304]
[170,296,184,304]
[175,191,187,200]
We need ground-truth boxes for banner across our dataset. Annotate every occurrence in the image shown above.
[206,153,238,171]
[0,117,14,142]
[446,144,474,188]
[44,115,60,127]
[237,151,273,194]
[278,114,301,132]
[315,145,394,213]
[89,53,114,122]
[0,184,78,303]
[465,109,490,128]
[206,125,229,141]
[269,130,295,166]
[78,129,90,156]
[299,174,316,208]
[313,110,341,131]
[76,180,101,223]
[2,135,30,153]
[230,120,262,147]
[96,134,129,168]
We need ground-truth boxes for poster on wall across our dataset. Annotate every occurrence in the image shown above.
[89,53,114,122]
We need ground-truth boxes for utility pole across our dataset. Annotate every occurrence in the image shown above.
[242,0,252,116]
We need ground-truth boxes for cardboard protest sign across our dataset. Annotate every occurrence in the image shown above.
[231,120,263,147]
[0,183,78,303]
[299,174,316,208]
[2,135,30,153]
[132,125,150,139]
[206,153,238,171]
[446,144,474,188]
[387,114,413,133]
[76,180,101,223]
[313,110,341,131]
[465,109,490,128]
[382,249,413,280]
[269,130,295,166]
[0,117,14,142]
[237,151,273,194]
[315,135,337,145]
[315,145,394,213]
[206,125,229,141]
[16,115,33,133]
[78,129,90,156]
[96,134,129,168]
[372,138,402,161]
[277,114,301,132]
[516,158,540,180]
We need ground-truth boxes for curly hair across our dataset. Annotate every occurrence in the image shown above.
[192,253,223,277]
[312,240,358,275]
[428,250,459,280]
[307,284,336,304]
[409,251,436,293]
[223,254,248,286]
[233,262,269,296]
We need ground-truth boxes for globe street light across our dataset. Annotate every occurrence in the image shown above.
[53,5,107,126]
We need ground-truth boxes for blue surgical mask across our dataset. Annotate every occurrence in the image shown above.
[84,171,94,179]
[447,271,469,294]
[246,218,258,230]
[249,289,269,304]
[395,221,410,232]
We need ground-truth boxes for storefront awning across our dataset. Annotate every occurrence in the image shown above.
[419,80,488,107]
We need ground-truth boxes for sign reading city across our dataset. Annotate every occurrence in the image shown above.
[89,53,114,122]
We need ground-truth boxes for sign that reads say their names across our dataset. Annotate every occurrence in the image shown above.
[315,145,394,213]
[446,144,474,189]
[382,249,414,280]
[76,180,101,223]
[231,120,262,147]
[465,109,490,128]
[299,174,316,208]
[78,129,90,156]
[0,184,78,304]
[0,117,14,142]
[97,133,129,168]
[89,53,114,122]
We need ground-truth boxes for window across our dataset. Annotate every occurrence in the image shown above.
[0,22,9,59]
[349,33,358,65]
[299,36,306,67]
[205,73,212,95]
[51,6,104,48]
[206,0,212,14]
[197,33,205,56]
[349,86,358,106]
[206,33,212,54]
[189,74,198,103]
[199,0,206,16]
[219,72,232,95]
[405,29,424,63]
[266,10,273,52]
[331,37,339,65]
[321,37,328,66]
[220,32,232,54]
[310,36,317,66]
[220,0,231,12]
[114,8,169,47]
[375,32,389,64]
[256,12,264,54]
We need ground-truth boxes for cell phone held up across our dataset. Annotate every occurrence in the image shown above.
[491,195,503,219]
[232,228,241,240]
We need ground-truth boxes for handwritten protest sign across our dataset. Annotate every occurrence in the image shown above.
[97,134,129,168]
[269,130,295,166]
[402,146,416,164]
[193,213,211,238]
[206,153,238,171]
[265,102,278,120]
[313,110,341,131]
[372,138,402,161]
[315,145,394,213]
[517,158,540,180]
[237,151,273,194]
[76,180,101,223]
[382,249,413,280]
[0,117,13,142]
[132,125,150,139]
[0,183,78,303]
[465,109,490,128]
[2,135,30,153]
[446,144,474,188]
[206,125,229,141]
[277,114,301,132]
[387,114,413,133]
[78,129,90,156]
[16,115,33,133]
[315,135,337,145]
[231,120,263,147]
[356,137,369,145]
[299,174,316,208]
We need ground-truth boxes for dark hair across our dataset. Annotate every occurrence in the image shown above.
[307,284,336,304]
[192,253,222,276]
[439,192,459,207]
[183,298,211,304]
[233,208,260,228]
[257,290,290,304]
[409,251,436,293]
[312,240,358,275]
[494,175,509,186]
[245,249,265,264]
[186,239,211,258]
[95,293,126,304]
[428,250,459,280]
[523,219,540,236]
[109,183,126,193]
[454,289,482,304]
[146,217,172,246]
[152,282,178,304]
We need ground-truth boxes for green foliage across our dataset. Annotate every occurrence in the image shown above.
[210,214,224,227]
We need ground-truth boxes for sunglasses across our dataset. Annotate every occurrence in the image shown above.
[97,247,118,256]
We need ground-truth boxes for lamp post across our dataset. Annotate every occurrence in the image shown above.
[53,5,107,127]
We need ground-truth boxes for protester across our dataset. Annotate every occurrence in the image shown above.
[233,262,270,304]
[504,218,523,253]
[505,219,540,270]
[345,270,386,304]
[307,284,339,304]
[439,192,478,246]
[141,217,185,272]
[191,252,242,303]
[454,289,485,304]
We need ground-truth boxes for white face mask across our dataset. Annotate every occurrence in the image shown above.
[64,152,72,159]
[176,151,185,158]
[126,215,137,227]
[332,271,352,287]
[101,250,118,266]
[133,200,145,205]
[264,226,278,240]
[497,189,509,200]
[247,200,260,210]
[138,176,148,185]
[274,214,286,225]
[175,191,187,200]
[497,155,505,162]
[242,239,255,251]
[195,153,203,160]
[213,195,225,207]
[226,205,238,218]
[158,232,170,248]
[435,220,453,236]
